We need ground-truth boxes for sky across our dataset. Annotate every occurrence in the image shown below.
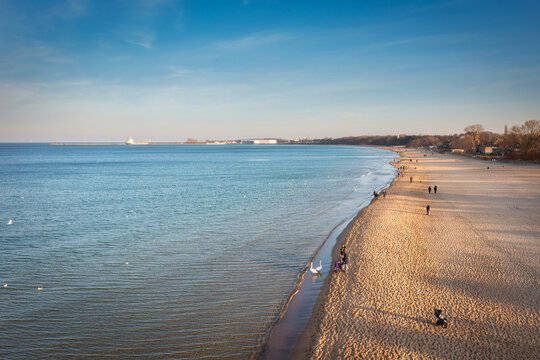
[0,0,539,142]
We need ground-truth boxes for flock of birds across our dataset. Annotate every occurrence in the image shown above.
[5,203,39,290]
[4,201,132,292]
[3,283,42,291]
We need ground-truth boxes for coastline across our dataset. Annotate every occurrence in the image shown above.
[259,218,354,360]
[286,148,402,359]
[260,147,399,359]
[287,194,391,358]
[290,146,540,359]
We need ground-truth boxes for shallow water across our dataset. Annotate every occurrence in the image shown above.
[0,144,395,359]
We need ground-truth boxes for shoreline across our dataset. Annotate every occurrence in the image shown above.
[259,218,354,360]
[287,196,389,358]
[259,148,399,359]
[291,146,540,359]
[287,147,403,359]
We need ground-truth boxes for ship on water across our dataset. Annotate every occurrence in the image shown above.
[125,138,151,145]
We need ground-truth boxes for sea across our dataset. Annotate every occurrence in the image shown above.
[0,144,396,359]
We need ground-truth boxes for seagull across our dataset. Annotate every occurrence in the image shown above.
[125,261,130,265]
[310,260,322,275]
[7,219,13,225]
[37,287,43,291]
[3,284,7,288]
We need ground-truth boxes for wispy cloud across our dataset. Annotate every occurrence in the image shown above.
[354,33,479,54]
[47,0,90,19]
[124,32,154,49]
[167,66,192,77]
[216,33,291,51]
[106,55,131,63]
[0,41,72,65]
[138,0,179,7]
[407,0,467,13]
[47,56,72,64]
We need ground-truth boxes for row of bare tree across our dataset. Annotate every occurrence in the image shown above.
[505,120,540,151]
[312,120,539,157]
[448,120,539,152]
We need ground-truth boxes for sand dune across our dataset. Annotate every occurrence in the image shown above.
[293,148,540,359]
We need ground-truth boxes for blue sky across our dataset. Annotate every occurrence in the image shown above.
[0,0,539,141]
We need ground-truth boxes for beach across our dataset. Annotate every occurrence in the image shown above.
[292,147,540,359]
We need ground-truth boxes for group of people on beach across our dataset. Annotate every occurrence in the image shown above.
[396,161,410,177]
[334,244,348,272]
[401,157,439,215]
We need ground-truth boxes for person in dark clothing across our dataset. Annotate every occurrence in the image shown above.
[434,186,437,194]
[410,176,413,183]
[426,205,430,215]
[343,252,348,271]
[428,186,432,194]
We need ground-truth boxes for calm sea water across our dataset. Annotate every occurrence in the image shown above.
[0,144,395,359]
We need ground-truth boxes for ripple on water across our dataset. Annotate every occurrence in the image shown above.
[0,144,396,358]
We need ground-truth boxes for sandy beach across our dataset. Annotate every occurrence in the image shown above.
[292,147,540,359]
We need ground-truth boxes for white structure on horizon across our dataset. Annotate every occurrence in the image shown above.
[243,139,277,144]
[125,138,134,145]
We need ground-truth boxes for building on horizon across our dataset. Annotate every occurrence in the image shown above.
[242,139,278,144]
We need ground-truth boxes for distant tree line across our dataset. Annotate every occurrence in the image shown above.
[312,120,540,161]
[316,135,419,146]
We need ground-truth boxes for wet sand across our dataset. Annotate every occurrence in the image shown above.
[292,147,540,359]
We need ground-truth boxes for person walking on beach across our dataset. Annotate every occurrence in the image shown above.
[428,186,431,194]
[410,176,413,183]
[382,190,386,198]
[426,205,430,215]
[434,185,437,194]
[343,251,348,271]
